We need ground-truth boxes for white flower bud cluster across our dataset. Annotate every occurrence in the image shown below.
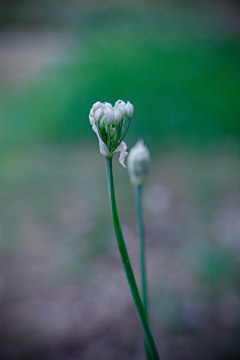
[89,100,134,167]
[127,139,150,186]
[89,100,134,152]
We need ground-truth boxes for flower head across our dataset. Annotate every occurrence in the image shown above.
[127,139,150,185]
[89,100,134,167]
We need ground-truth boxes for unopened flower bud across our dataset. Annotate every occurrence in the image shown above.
[95,107,104,122]
[106,111,114,125]
[92,101,102,112]
[104,106,111,116]
[124,101,134,118]
[100,115,106,128]
[118,105,125,116]
[113,110,123,125]
[89,99,133,167]
[115,99,126,108]
[127,139,150,186]
[104,102,113,109]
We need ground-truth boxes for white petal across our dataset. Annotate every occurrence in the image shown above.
[99,140,111,157]
[89,114,95,125]
[91,123,128,167]
[92,124,111,157]
[113,141,128,168]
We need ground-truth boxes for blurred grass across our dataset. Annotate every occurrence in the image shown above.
[0,2,239,152]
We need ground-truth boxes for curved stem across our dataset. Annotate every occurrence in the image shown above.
[105,157,160,360]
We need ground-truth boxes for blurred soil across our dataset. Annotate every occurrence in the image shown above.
[0,144,239,360]
[0,28,74,85]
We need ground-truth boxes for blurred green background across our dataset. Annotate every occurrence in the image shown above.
[0,1,239,359]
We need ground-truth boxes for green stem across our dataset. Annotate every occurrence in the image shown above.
[134,185,148,318]
[105,157,160,360]
[107,125,111,149]
[118,117,131,145]
[134,185,153,360]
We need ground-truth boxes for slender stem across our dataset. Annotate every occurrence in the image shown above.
[113,125,121,150]
[118,117,131,145]
[107,125,111,149]
[134,185,148,319]
[134,185,152,359]
[105,157,160,360]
